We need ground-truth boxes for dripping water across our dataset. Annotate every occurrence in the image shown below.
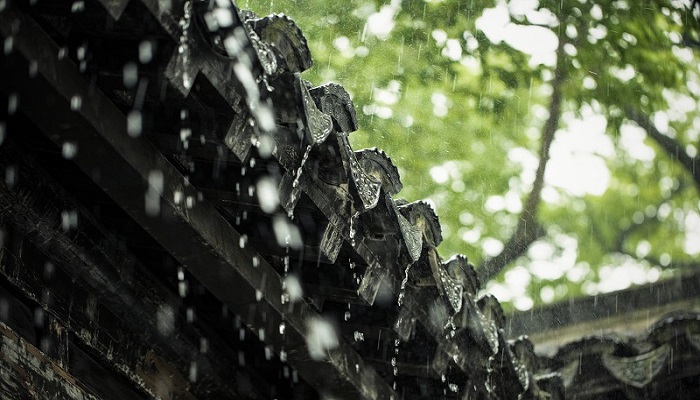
[288,145,313,218]
[397,263,412,307]
[349,211,360,246]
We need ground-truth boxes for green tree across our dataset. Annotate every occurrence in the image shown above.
[249,0,700,310]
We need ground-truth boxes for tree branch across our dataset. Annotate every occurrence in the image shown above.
[477,34,567,283]
[625,108,700,192]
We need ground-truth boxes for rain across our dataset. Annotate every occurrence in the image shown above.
[1,0,699,399]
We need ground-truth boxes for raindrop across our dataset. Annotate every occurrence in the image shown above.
[283,275,303,302]
[305,317,339,360]
[58,47,68,60]
[7,93,18,115]
[349,211,360,246]
[127,110,142,137]
[4,36,12,55]
[139,40,153,64]
[145,170,163,216]
[258,328,265,341]
[76,44,87,60]
[239,234,248,248]
[62,142,78,159]
[279,349,287,362]
[0,122,5,146]
[173,190,183,205]
[238,351,245,366]
[344,310,351,321]
[256,177,279,213]
[5,165,18,189]
[156,304,175,336]
[264,345,273,360]
[200,337,208,354]
[123,62,138,88]
[353,331,364,342]
[252,256,260,268]
[178,281,188,297]
[185,196,194,209]
[61,210,78,231]
[239,328,245,341]
[188,361,197,382]
[279,321,286,335]
[186,307,195,323]
[71,1,85,13]
[255,289,263,301]
[180,127,192,142]
[70,95,82,111]
[34,307,44,328]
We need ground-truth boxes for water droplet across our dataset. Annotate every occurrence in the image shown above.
[127,110,142,137]
[344,310,351,321]
[62,142,78,159]
[70,0,85,12]
[123,62,138,88]
[7,93,18,115]
[255,289,263,301]
[3,36,12,55]
[139,40,153,64]
[178,281,188,297]
[280,349,287,362]
[188,361,197,382]
[353,331,364,342]
[279,321,286,335]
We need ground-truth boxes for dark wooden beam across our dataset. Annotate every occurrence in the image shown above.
[0,6,395,398]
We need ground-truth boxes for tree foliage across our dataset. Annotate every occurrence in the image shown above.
[248,0,700,310]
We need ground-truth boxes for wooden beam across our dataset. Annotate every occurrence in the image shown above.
[0,6,395,399]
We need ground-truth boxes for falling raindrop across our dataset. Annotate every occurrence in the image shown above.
[255,289,263,301]
[61,210,78,231]
[178,281,188,297]
[70,95,82,111]
[280,349,287,362]
[188,361,197,382]
[186,307,195,323]
[279,321,286,335]
[127,110,142,137]
[139,40,153,64]
[123,62,138,88]
[62,142,78,159]
[5,165,17,188]
[7,93,18,115]
[353,331,364,342]
[71,1,85,13]
[0,122,5,146]
[3,36,12,55]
